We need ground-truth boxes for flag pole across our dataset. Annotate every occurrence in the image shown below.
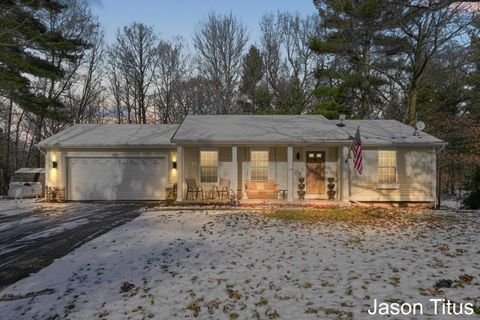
[344,126,359,164]
[345,144,352,164]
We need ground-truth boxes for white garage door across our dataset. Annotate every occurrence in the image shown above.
[68,156,168,200]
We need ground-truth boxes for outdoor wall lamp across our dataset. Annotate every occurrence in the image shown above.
[52,161,58,169]
[172,161,177,169]
[296,152,301,160]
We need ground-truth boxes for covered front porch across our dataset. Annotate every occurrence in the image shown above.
[175,145,352,203]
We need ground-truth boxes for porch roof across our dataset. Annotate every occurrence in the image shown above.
[171,115,351,144]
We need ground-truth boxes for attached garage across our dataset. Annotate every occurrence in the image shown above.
[37,124,178,201]
[67,155,168,200]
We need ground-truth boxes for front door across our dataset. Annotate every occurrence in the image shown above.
[306,151,325,195]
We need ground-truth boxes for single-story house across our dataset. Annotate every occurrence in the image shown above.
[37,115,445,206]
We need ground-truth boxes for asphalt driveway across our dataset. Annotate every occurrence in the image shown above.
[0,201,144,290]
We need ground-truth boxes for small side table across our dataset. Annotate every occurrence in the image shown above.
[207,189,216,200]
[278,189,287,200]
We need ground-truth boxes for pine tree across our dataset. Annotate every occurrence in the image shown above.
[270,77,304,115]
[309,0,392,119]
[0,0,84,118]
[253,87,273,114]
[467,27,480,119]
[240,45,265,113]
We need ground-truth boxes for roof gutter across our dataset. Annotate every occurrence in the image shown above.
[171,140,351,146]
[36,144,176,149]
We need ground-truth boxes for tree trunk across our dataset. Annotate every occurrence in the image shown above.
[360,43,371,118]
[5,99,13,173]
[13,110,24,169]
[34,114,44,167]
[437,163,442,209]
[406,87,417,125]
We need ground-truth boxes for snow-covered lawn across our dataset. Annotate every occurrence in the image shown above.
[0,199,40,217]
[0,208,479,319]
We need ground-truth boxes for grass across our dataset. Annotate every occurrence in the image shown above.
[264,207,432,226]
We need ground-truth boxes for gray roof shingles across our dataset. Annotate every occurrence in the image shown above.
[332,119,445,146]
[37,116,445,148]
[171,115,350,144]
[37,124,177,148]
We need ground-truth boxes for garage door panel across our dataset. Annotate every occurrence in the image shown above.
[68,157,168,200]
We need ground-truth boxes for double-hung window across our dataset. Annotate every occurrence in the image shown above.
[377,150,397,184]
[200,151,218,183]
[250,150,269,181]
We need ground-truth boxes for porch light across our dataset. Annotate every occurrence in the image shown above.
[172,161,177,169]
[52,161,58,169]
[296,152,300,160]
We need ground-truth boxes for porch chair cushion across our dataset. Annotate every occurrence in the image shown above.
[245,180,278,199]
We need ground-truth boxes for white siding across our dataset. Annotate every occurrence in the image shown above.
[350,147,434,202]
[269,147,287,190]
[46,145,436,203]
[219,147,232,186]
[184,146,199,181]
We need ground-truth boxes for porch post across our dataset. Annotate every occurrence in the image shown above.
[176,146,184,202]
[340,146,350,202]
[231,146,238,199]
[432,147,437,208]
[287,145,293,202]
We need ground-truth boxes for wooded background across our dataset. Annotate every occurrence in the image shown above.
[1,0,479,206]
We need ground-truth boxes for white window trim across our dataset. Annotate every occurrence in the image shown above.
[377,148,399,189]
[250,149,269,181]
[199,149,219,184]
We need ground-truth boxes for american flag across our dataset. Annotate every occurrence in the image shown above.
[350,126,363,174]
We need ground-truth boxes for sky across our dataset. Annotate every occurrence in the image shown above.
[90,0,317,45]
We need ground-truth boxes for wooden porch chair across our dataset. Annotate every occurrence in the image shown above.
[185,178,204,200]
[214,179,231,199]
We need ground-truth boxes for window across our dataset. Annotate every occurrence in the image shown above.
[251,150,268,181]
[200,151,218,183]
[378,150,397,184]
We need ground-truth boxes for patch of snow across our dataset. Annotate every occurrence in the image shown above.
[0,199,39,217]
[0,217,42,232]
[19,218,90,241]
[441,199,462,210]
[0,209,479,319]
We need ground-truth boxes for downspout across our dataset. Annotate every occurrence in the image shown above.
[435,143,448,209]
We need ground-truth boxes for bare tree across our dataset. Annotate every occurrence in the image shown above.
[193,12,248,114]
[378,2,474,124]
[108,22,158,123]
[260,12,321,113]
[67,30,106,124]
[178,76,218,116]
[107,55,125,123]
[260,13,283,95]
[153,37,190,123]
